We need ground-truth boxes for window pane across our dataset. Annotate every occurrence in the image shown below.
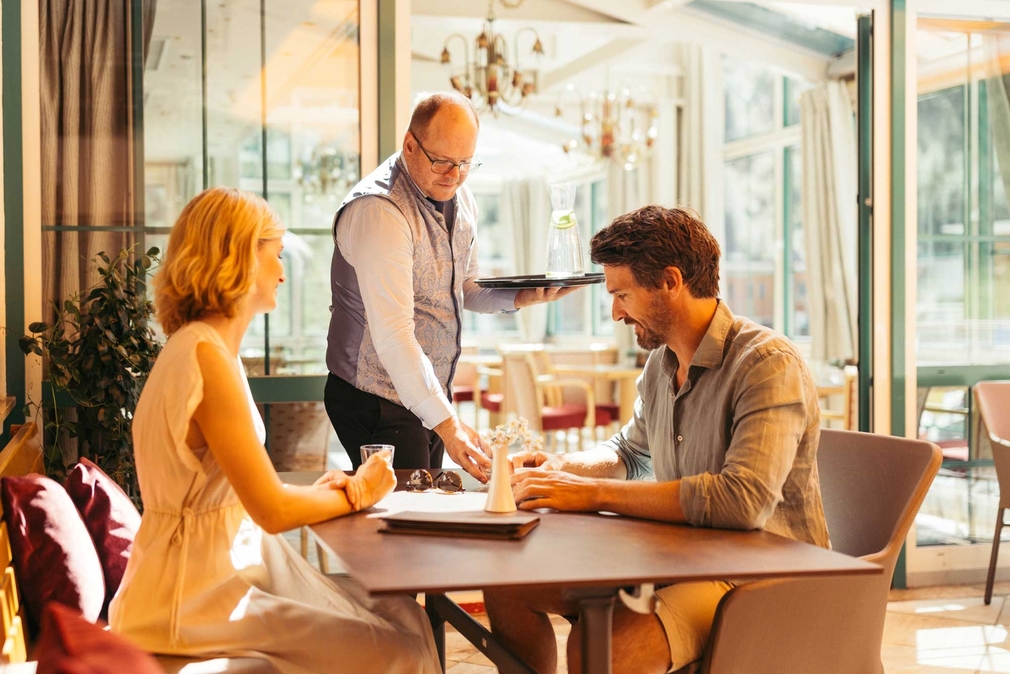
[723,57,775,143]
[916,240,965,363]
[918,86,966,237]
[786,146,809,337]
[466,193,518,335]
[784,77,811,128]
[723,152,776,328]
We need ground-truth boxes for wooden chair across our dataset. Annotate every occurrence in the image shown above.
[975,382,1010,604]
[674,430,941,674]
[816,365,857,430]
[499,350,598,451]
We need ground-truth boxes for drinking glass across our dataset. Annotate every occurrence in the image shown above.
[545,182,585,278]
[360,444,395,465]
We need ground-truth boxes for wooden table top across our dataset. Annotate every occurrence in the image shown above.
[296,473,880,596]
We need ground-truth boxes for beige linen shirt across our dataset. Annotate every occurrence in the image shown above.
[606,301,829,547]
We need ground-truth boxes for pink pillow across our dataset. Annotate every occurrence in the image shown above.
[64,458,141,603]
[35,601,161,674]
[0,475,105,628]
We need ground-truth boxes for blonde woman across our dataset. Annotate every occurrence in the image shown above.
[110,187,440,673]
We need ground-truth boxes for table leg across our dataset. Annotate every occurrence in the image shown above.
[425,593,447,673]
[573,589,616,674]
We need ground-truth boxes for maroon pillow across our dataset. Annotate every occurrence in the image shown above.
[0,475,105,628]
[64,458,141,603]
[35,601,161,674]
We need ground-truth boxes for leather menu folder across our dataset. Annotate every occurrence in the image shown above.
[378,510,541,540]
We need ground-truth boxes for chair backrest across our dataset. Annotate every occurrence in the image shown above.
[975,382,1010,499]
[817,429,941,577]
[699,430,941,674]
[499,351,544,430]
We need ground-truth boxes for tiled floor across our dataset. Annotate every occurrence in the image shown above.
[438,583,1010,673]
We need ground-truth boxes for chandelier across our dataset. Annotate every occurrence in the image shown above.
[440,0,544,115]
[555,85,659,171]
[295,145,359,202]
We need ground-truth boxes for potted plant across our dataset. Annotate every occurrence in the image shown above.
[18,247,161,506]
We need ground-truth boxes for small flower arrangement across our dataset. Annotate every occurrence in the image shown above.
[481,417,544,456]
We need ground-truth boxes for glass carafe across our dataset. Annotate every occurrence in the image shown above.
[545,182,585,278]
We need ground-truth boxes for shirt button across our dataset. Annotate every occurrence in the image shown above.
[677,435,684,442]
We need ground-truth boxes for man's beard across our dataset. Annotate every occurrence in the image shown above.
[629,295,673,351]
[634,324,667,350]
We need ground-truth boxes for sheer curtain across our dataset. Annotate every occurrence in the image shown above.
[800,81,858,363]
[39,0,157,318]
[983,33,1010,205]
[500,177,551,342]
[677,43,721,222]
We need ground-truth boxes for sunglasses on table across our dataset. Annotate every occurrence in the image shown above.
[406,469,465,494]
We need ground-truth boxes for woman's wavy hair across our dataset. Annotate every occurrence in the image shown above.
[155,187,284,335]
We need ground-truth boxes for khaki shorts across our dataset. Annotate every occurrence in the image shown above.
[654,581,734,671]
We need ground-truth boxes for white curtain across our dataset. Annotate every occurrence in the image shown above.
[500,177,551,342]
[800,81,858,363]
[982,34,1010,205]
[677,43,721,223]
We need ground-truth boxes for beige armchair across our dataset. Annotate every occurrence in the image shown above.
[673,429,941,674]
[499,350,598,452]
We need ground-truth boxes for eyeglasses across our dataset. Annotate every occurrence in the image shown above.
[406,469,465,494]
[412,135,482,176]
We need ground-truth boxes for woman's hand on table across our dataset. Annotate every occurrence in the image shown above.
[351,451,396,511]
[312,469,366,511]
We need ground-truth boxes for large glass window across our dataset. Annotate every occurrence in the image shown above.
[915,24,1010,549]
[144,0,361,375]
[721,58,808,341]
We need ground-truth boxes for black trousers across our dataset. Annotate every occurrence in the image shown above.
[324,374,445,470]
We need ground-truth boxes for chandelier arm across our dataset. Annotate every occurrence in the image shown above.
[442,34,472,94]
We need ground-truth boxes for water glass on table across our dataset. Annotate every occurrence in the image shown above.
[360,444,395,465]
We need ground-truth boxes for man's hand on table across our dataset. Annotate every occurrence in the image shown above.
[513,286,580,309]
[511,468,601,512]
[510,450,565,472]
[433,416,491,483]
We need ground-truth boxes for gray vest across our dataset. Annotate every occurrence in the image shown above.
[326,153,476,407]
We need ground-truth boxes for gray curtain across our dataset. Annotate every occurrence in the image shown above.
[39,0,157,318]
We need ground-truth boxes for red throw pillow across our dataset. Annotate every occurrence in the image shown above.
[35,601,161,674]
[0,475,105,628]
[64,458,141,603]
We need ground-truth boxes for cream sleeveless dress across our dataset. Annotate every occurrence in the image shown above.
[109,321,440,674]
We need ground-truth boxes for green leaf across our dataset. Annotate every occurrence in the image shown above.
[28,321,48,333]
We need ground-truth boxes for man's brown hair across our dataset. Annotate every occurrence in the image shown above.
[590,205,721,298]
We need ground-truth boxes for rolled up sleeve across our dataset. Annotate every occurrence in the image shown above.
[600,369,653,480]
[679,352,809,530]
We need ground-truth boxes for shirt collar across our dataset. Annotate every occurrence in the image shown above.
[659,300,734,377]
